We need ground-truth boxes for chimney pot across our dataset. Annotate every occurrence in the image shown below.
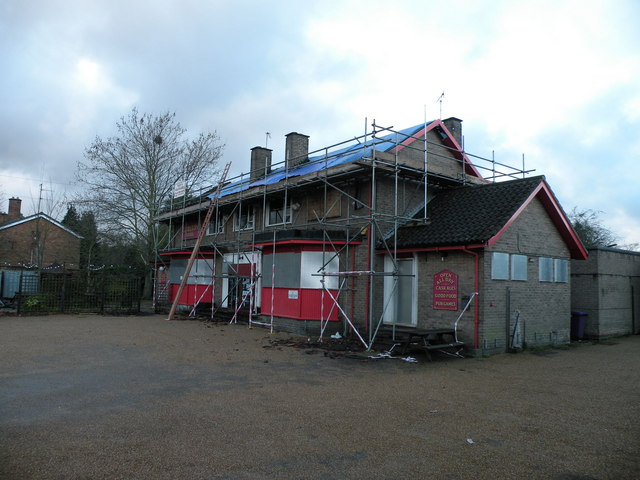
[8,197,22,220]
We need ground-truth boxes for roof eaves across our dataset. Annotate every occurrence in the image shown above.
[0,213,83,239]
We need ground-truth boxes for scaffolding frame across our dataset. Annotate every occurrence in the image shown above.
[157,117,530,349]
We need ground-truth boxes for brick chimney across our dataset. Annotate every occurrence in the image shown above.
[442,117,463,147]
[285,132,309,170]
[250,146,272,181]
[8,197,22,220]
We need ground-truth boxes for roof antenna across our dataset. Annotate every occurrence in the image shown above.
[436,91,445,119]
[265,132,271,148]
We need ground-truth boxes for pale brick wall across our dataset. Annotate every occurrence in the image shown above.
[481,197,571,355]
[571,248,640,337]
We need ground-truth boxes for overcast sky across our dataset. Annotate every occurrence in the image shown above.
[1,0,639,246]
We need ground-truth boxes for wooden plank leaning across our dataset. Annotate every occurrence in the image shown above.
[166,162,232,321]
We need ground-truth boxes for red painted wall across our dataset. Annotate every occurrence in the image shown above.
[261,287,339,321]
[170,284,213,305]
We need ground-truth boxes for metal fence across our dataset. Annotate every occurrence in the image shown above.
[4,269,142,315]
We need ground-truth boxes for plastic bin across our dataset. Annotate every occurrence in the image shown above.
[571,310,587,340]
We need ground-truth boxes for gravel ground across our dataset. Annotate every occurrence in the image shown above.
[1,314,639,480]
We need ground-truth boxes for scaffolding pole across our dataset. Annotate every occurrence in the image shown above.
[166,161,231,321]
[157,115,530,347]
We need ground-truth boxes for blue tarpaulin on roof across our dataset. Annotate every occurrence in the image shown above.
[212,122,430,200]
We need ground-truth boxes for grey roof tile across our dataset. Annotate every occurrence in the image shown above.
[395,176,545,249]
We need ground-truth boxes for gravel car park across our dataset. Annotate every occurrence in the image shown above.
[1,314,639,479]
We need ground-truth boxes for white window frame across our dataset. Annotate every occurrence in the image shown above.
[382,255,418,326]
[207,213,226,235]
[221,251,262,308]
[266,198,292,226]
[234,205,255,231]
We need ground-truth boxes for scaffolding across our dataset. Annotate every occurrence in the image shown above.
[156,117,531,349]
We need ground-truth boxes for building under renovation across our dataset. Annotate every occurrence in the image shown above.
[155,118,587,356]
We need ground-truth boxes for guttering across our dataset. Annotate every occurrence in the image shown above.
[376,244,486,255]
[462,248,481,350]
[159,251,217,257]
[251,239,360,248]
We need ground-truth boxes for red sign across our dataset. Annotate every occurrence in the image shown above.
[433,270,458,310]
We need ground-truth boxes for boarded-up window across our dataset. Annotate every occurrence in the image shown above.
[511,254,527,281]
[307,190,341,221]
[554,259,568,283]
[539,257,554,282]
[491,252,509,280]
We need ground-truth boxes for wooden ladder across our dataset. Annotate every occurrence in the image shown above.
[166,161,232,321]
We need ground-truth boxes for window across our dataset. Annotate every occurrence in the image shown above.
[539,257,568,283]
[491,252,509,280]
[234,206,255,231]
[539,257,553,282]
[207,214,226,235]
[492,252,529,281]
[267,198,291,226]
[554,258,568,283]
[511,254,527,281]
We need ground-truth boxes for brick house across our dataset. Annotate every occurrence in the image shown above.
[392,177,587,355]
[571,247,640,338]
[156,118,586,355]
[0,198,82,269]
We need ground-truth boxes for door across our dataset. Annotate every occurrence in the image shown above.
[228,263,254,310]
[383,255,417,326]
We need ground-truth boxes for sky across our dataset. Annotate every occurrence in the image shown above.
[1,0,639,247]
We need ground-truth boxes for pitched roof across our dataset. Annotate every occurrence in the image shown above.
[0,213,83,239]
[214,119,480,199]
[393,176,587,260]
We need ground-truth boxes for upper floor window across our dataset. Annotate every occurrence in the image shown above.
[234,206,255,231]
[267,198,291,226]
[207,213,226,235]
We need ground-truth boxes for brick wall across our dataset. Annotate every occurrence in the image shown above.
[571,248,640,337]
[481,197,571,354]
[0,218,81,268]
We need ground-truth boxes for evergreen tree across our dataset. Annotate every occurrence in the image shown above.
[62,205,101,269]
[62,204,80,233]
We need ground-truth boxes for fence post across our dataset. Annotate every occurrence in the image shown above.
[60,272,67,313]
[100,271,105,314]
[17,270,23,314]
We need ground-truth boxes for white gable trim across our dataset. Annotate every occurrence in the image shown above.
[0,213,83,239]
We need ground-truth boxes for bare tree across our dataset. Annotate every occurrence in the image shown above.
[76,108,224,290]
[568,207,618,248]
[26,183,71,268]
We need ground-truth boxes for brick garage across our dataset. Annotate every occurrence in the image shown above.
[571,247,640,338]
